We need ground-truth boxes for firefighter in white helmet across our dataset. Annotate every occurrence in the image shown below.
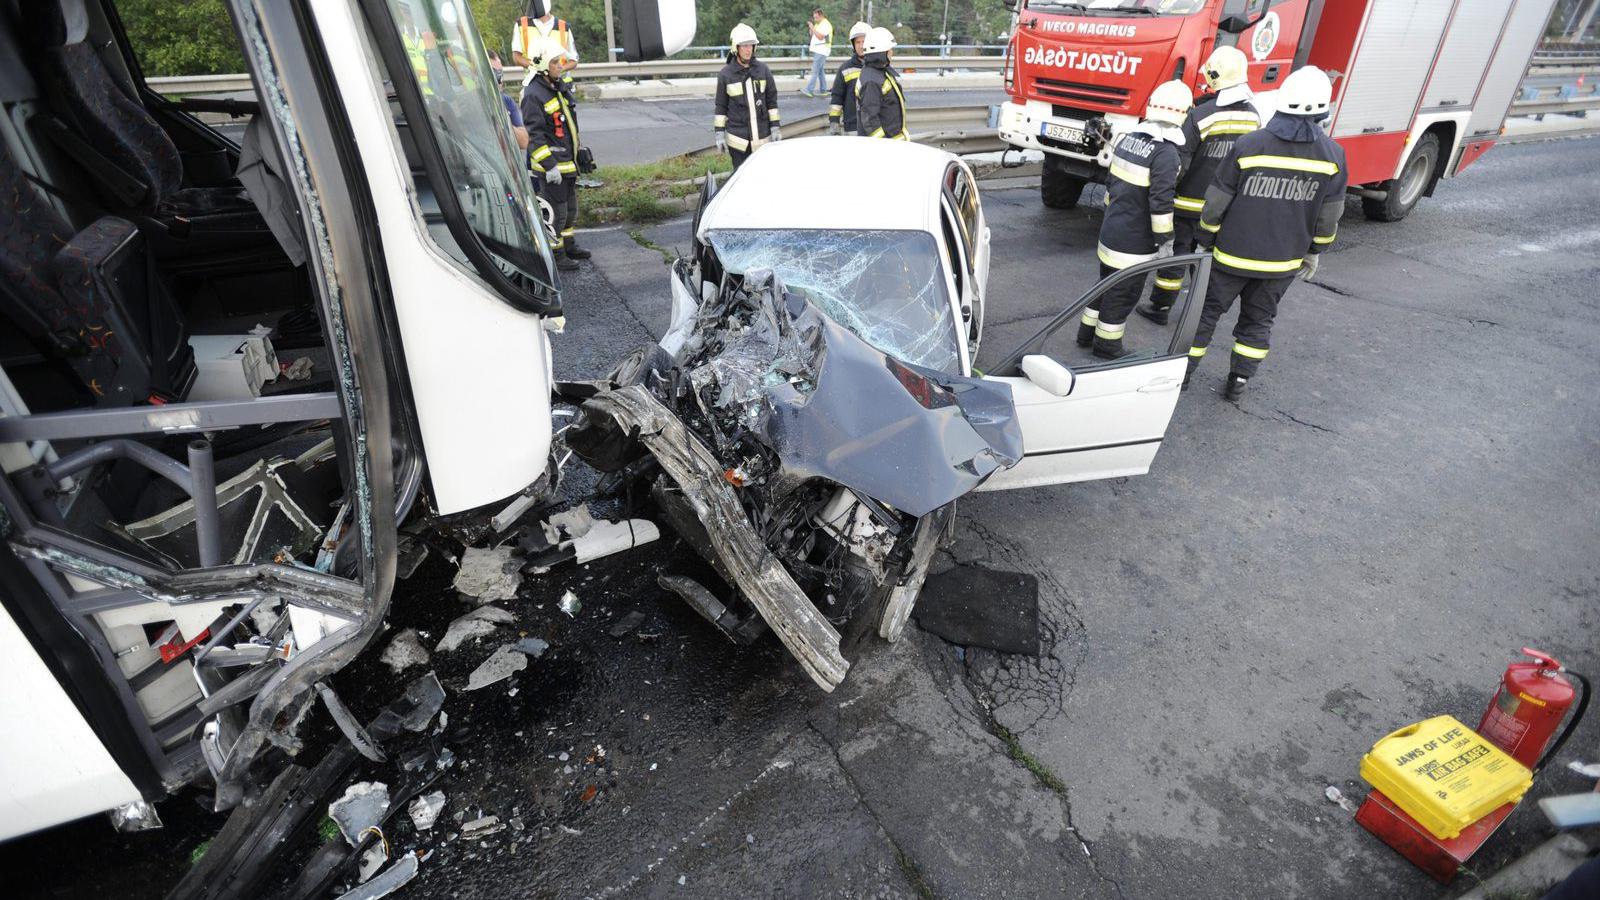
[521,36,583,270]
[856,27,907,140]
[1140,45,1260,325]
[1079,80,1191,359]
[1188,65,1346,400]
[714,24,781,170]
[828,21,871,135]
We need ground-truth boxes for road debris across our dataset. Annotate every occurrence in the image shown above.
[408,791,446,831]
[1325,785,1357,812]
[1567,760,1600,779]
[462,815,506,839]
[466,644,529,691]
[329,782,390,846]
[108,800,162,832]
[558,590,583,618]
[542,504,597,543]
[513,636,551,658]
[452,546,522,602]
[913,566,1041,656]
[332,852,419,900]
[379,628,429,673]
[437,605,517,652]
[607,610,647,638]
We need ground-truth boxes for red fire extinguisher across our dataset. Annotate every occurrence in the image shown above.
[1477,647,1591,772]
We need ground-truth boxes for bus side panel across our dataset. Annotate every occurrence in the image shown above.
[1422,0,1515,110]
[1330,0,1455,140]
[1464,0,1561,140]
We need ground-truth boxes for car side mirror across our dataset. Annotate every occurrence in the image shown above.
[619,0,698,61]
[1022,354,1074,397]
[1218,14,1254,34]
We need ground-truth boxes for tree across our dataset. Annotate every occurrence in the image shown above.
[117,0,243,76]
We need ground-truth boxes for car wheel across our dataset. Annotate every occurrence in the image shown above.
[1041,166,1088,210]
[1363,133,1439,223]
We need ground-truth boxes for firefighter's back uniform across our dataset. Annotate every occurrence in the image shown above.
[1190,67,1346,399]
[1144,51,1259,324]
[714,28,780,170]
[856,28,907,140]
[522,63,582,268]
[1079,81,1190,359]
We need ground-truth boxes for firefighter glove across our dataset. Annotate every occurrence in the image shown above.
[1195,230,1216,252]
[1155,238,1175,260]
[771,126,783,142]
[544,166,563,185]
[1299,252,1320,281]
[715,132,727,153]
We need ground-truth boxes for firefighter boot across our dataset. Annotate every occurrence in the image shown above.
[1183,355,1201,390]
[1224,373,1248,402]
[1076,308,1099,347]
[1136,300,1173,326]
[564,239,592,260]
[555,248,580,272]
[1092,334,1131,360]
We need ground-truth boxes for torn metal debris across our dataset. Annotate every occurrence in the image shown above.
[565,268,1021,690]
[436,605,516,652]
[452,546,522,602]
[465,644,528,691]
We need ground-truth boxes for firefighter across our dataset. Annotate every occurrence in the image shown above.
[1077,80,1191,359]
[521,37,582,271]
[714,24,781,170]
[1189,66,1346,400]
[1139,45,1259,325]
[827,21,870,135]
[856,27,907,140]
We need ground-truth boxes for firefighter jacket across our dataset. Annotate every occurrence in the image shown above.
[828,53,864,132]
[521,76,580,178]
[1097,122,1182,269]
[714,55,780,151]
[1199,124,1347,277]
[1175,86,1260,218]
[856,54,907,140]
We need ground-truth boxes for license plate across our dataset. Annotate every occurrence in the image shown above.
[1040,121,1086,145]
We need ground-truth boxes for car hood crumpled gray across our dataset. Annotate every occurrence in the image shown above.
[692,270,1022,517]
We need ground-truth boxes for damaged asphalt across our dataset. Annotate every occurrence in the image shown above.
[7,135,1598,899]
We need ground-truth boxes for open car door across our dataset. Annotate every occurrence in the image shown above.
[977,253,1211,491]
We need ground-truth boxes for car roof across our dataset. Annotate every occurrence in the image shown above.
[698,137,958,236]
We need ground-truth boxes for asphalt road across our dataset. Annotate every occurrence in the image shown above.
[7,135,1596,899]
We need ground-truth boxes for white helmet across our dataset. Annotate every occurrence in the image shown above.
[862,26,895,55]
[730,23,759,48]
[849,21,870,41]
[1278,66,1333,116]
[1145,80,1193,127]
[1202,45,1248,91]
[529,35,571,75]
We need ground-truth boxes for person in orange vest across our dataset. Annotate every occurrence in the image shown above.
[511,2,576,89]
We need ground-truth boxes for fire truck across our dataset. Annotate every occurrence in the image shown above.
[998,0,1560,221]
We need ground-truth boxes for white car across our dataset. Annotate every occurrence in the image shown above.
[682,136,1213,493]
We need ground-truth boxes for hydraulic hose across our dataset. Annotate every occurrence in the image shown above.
[1535,669,1591,774]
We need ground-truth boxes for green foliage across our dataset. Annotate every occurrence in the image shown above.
[118,0,244,76]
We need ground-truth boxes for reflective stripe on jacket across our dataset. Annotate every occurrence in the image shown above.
[522,76,579,175]
[1175,92,1260,217]
[714,56,779,147]
[1097,123,1181,267]
[1201,128,1347,276]
[856,56,907,140]
[829,55,864,132]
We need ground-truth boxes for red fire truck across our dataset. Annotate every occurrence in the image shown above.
[998,0,1560,221]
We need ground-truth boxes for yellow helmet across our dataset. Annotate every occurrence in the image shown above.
[1203,45,1249,91]
[1145,80,1194,127]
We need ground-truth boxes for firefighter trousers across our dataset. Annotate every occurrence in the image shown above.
[729,146,753,170]
[1150,217,1197,311]
[542,179,578,250]
[1189,269,1294,379]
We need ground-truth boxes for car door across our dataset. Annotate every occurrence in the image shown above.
[976,253,1211,491]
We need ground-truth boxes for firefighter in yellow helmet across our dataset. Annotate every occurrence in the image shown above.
[1079,80,1191,359]
[714,24,781,170]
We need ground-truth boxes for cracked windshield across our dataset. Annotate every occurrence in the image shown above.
[706,229,961,373]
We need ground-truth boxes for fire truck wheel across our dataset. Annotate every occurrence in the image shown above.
[1363,133,1439,223]
[1041,168,1088,209]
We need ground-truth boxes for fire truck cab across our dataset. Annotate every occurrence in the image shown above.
[999,0,1560,222]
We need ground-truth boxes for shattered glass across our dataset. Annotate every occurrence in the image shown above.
[706,229,961,373]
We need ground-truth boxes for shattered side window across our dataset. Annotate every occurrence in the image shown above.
[706,229,961,373]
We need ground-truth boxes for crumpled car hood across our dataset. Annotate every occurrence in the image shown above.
[686,270,1021,516]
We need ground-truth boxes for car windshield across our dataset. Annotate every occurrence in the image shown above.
[707,229,960,373]
[384,0,555,295]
